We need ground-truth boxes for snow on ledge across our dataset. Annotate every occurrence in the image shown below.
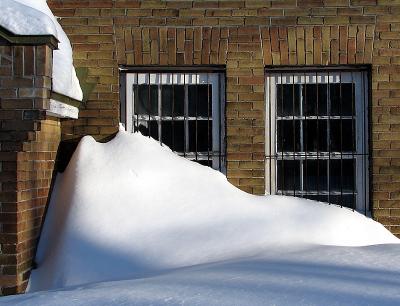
[0,0,83,101]
[0,0,57,36]
[47,99,79,119]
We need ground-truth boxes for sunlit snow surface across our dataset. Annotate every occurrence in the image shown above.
[2,129,399,305]
[4,245,400,306]
[0,0,83,100]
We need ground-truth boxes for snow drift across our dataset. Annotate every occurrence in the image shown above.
[28,127,398,292]
[0,0,83,100]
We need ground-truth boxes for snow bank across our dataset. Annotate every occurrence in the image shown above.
[0,0,83,101]
[28,128,398,292]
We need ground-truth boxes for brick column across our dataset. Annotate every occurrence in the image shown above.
[0,44,61,294]
[226,27,265,194]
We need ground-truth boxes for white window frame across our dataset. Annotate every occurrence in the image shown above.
[124,72,225,172]
[265,70,369,212]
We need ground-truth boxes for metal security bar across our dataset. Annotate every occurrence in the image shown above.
[265,66,370,213]
[120,67,226,173]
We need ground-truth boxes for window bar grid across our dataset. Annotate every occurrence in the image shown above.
[265,68,368,213]
[280,72,285,194]
[339,71,343,208]
[158,75,162,145]
[172,72,175,151]
[183,74,187,157]
[316,72,320,199]
[304,72,308,196]
[217,73,221,171]
[363,72,367,215]
[147,73,151,139]
[126,71,225,173]
[351,71,356,211]
[134,74,138,133]
[207,73,210,166]
[299,85,303,196]
[292,78,296,197]
[327,71,331,205]
[268,75,272,194]
[195,73,199,161]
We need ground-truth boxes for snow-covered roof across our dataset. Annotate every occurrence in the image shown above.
[0,0,83,101]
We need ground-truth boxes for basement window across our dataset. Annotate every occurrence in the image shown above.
[121,68,226,173]
[265,67,369,213]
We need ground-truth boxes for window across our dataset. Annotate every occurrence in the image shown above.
[265,67,369,213]
[121,68,225,172]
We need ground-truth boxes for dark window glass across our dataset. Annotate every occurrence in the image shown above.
[189,120,212,152]
[161,85,184,117]
[196,160,212,167]
[303,159,328,192]
[277,160,301,192]
[329,195,355,209]
[161,120,184,152]
[137,121,158,140]
[161,85,172,116]
[303,119,327,152]
[330,119,354,152]
[303,84,328,116]
[343,194,355,209]
[330,83,355,116]
[161,120,172,149]
[277,84,301,116]
[329,159,355,192]
[188,85,212,117]
[277,120,301,152]
[135,85,158,115]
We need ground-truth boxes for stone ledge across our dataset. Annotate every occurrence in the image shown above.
[47,99,79,119]
[0,26,58,49]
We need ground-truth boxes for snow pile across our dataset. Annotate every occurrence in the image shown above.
[0,0,83,100]
[28,127,398,292]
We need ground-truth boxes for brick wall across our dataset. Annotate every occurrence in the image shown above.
[0,44,61,294]
[47,0,400,236]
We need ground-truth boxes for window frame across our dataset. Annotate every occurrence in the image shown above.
[119,66,226,173]
[265,66,370,213]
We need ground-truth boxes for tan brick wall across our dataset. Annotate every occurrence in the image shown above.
[47,0,400,236]
[0,44,61,294]
[373,6,400,236]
